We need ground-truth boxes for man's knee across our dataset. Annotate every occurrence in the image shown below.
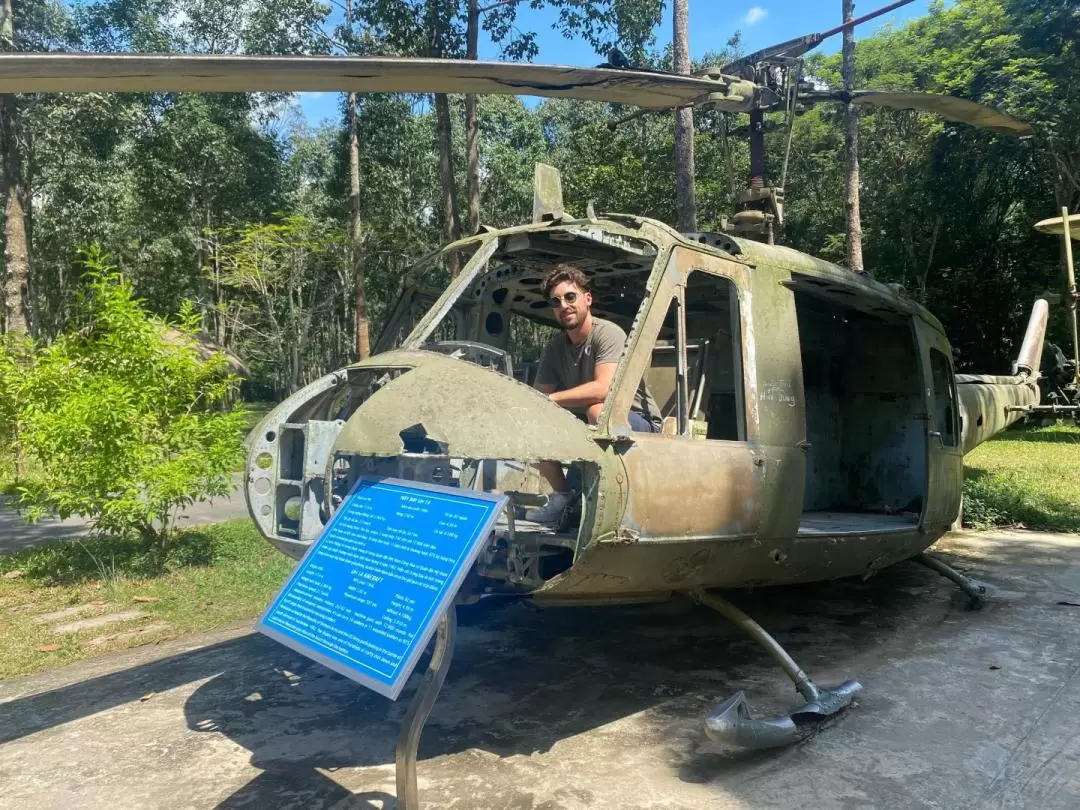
[586,402,603,424]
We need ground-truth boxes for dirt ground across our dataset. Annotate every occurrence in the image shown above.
[1,529,1078,810]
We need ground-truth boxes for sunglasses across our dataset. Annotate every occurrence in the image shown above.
[548,291,582,308]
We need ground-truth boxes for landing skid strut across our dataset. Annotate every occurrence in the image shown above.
[689,589,862,750]
[914,552,989,609]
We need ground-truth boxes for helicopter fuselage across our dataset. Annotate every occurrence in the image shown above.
[244,215,1041,603]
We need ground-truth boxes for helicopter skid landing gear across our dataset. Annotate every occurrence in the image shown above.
[914,552,989,610]
[689,589,862,750]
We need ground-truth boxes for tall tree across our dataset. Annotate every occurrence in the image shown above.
[0,0,30,335]
[841,0,864,274]
[428,0,463,275]
[348,93,370,357]
[464,0,480,236]
[343,0,370,358]
[672,0,696,231]
[435,93,462,272]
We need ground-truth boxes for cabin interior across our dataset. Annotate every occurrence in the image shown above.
[792,288,927,535]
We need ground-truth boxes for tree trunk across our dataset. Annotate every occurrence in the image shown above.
[672,0,696,232]
[464,0,481,235]
[209,232,225,346]
[435,93,461,275]
[1,94,28,335]
[343,0,370,360]
[0,0,30,335]
[842,0,864,274]
[348,91,370,359]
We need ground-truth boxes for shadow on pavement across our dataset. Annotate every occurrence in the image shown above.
[3,536,1074,808]
[183,564,948,808]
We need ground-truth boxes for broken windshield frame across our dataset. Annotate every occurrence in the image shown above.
[401,236,498,349]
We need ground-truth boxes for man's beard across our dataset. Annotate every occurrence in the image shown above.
[558,310,586,331]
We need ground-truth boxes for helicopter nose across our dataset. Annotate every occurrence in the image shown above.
[330,354,607,465]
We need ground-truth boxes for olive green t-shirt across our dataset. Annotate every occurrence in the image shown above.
[535,316,660,424]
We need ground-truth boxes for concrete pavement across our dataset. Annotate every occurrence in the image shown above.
[0,475,250,554]
[1,529,1078,809]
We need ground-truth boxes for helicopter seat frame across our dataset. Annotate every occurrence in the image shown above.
[644,339,712,429]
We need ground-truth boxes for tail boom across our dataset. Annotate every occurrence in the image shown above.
[957,299,1048,454]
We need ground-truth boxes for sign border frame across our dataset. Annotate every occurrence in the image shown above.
[257,475,507,700]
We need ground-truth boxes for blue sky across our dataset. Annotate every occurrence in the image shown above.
[296,0,934,125]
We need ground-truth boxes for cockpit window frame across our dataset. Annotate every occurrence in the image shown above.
[396,227,660,353]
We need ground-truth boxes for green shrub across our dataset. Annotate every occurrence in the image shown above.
[1,248,247,548]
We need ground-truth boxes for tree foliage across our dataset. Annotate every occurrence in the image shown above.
[2,249,246,547]
[0,0,1076,387]
[209,215,350,397]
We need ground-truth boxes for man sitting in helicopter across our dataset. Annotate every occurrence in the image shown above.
[527,264,660,522]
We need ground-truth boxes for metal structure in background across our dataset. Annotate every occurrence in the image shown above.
[1032,209,1080,419]
[606,0,1032,244]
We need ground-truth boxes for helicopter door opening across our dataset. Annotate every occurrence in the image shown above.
[639,272,745,440]
[793,289,926,535]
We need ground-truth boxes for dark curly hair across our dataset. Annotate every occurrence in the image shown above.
[541,263,590,299]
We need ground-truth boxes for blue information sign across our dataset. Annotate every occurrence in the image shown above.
[258,477,506,700]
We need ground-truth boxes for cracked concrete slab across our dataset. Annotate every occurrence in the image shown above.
[86,622,173,648]
[52,610,148,636]
[31,604,102,625]
[0,529,1078,809]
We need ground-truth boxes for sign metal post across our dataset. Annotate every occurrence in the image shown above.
[396,607,457,810]
[257,476,505,808]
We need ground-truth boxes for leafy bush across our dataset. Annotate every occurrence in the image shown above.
[1,248,247,547]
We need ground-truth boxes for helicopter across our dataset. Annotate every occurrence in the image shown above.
[0,15,1067,753]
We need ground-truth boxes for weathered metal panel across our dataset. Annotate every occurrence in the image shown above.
[915,320,963,531]
[533,525,934,600]
[957,378,1038,454]
[532,163,564,223]
[617,434,761,540]
[332,351,607,464]
[598,245,804,550]
[245,369,354,558]
[0,54,759,109]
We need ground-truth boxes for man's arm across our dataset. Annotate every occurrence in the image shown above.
[534,343,558,396]
[549,362,617,408]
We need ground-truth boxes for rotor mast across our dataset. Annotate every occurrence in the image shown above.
[722,0,914,244]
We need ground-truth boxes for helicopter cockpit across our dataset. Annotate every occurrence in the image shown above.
[378,223,659,385]
[246,221,667,591]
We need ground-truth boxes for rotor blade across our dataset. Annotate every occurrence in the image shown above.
[0,53,754,109]
[719,0,915,73]
[849,90,1033,136]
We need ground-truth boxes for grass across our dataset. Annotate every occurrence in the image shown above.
[0,520,293,680]
[241,400,276,435]
[963,421,1080,532]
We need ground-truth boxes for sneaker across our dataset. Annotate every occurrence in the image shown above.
[525,491,575,524]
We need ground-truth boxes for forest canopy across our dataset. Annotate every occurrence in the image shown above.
[0,0,1077,398]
